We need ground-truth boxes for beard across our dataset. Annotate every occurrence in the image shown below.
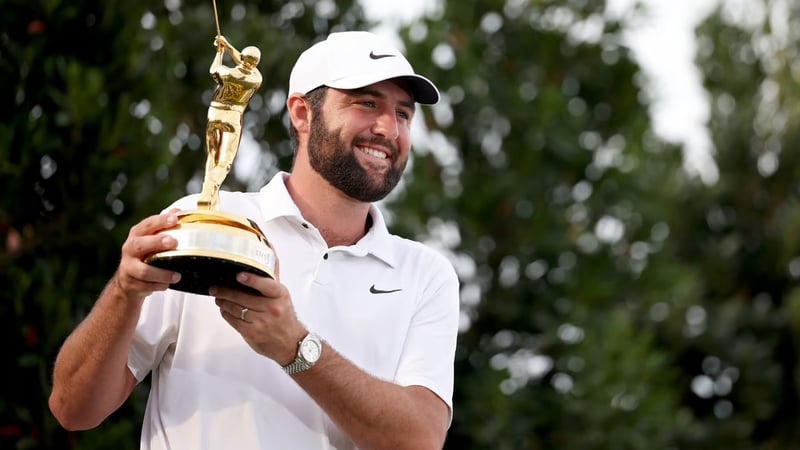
[307,111,406,203]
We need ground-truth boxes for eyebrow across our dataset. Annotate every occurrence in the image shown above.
[347,87,416,113]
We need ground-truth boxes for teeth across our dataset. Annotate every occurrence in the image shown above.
[357,146,387,159]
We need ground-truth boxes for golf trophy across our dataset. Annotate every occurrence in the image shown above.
[146,3,275,295]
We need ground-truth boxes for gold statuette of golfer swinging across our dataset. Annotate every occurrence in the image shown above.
[145,0,275,295]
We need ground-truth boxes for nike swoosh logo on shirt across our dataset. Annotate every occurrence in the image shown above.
[369,284,402,294]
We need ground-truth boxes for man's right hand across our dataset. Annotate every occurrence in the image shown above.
[113,210,182,302]
[49,210,182,430]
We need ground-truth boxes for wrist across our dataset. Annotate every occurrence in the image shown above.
[282,332,322,375]
[110,272,148,306]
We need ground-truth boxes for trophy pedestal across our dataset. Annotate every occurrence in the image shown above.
[146,210,276,295]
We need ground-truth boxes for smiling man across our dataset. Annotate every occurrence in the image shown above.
[49,31,460,450]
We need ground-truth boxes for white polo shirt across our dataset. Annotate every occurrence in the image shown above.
[127,172,460,450]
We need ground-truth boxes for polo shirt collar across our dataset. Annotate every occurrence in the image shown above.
[258,172,397,267]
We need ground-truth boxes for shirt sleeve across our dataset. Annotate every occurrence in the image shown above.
[127,290,184,382]
[393,249,460,423]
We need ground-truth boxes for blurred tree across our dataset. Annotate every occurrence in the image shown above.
[664,2,800,448]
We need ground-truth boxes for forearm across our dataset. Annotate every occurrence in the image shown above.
[49,275,142,430]
[293,343,448,450]
[209,49,224,74]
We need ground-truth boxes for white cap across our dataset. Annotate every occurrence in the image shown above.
[289,31,440,105]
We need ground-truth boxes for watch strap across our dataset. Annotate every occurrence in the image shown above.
[283,357,312,375]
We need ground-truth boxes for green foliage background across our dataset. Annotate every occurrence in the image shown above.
[3,0,800,449]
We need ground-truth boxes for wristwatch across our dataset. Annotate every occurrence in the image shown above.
[282,332,322,375]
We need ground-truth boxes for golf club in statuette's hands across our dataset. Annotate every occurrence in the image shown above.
[146,1,275,295]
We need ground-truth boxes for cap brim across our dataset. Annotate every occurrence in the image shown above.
[400,75,440,105]
[325,73,440,105]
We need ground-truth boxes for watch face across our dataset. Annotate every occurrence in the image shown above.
[300,338,321,363]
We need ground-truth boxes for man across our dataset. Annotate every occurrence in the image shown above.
[199,35,262,210]
[49,31,460,450]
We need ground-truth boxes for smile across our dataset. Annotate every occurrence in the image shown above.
[356,146,388,160]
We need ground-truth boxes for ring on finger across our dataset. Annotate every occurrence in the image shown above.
[240,307,249,321]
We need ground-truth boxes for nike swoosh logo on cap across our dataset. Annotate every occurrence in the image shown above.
[369,51,396,60]
[369,284,402,294]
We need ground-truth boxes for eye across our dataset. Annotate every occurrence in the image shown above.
[396,109,412,121]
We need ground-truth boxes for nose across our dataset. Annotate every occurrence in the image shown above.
[371,109,400,140]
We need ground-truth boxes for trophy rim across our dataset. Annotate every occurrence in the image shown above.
[176,209,268,241]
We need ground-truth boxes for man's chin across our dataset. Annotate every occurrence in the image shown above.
[349,179,395,203]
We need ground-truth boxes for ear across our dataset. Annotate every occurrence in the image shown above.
[287,93,311,135]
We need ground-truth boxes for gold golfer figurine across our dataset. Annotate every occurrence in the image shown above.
[198,35,262,210]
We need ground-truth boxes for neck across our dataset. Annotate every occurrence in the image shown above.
[285,171,372,247]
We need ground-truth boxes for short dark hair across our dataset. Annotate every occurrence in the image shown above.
[289,86,328,153]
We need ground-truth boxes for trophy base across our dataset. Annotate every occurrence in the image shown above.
[145,209,276,296]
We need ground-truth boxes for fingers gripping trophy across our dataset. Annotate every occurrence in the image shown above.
[145,2,275,295]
